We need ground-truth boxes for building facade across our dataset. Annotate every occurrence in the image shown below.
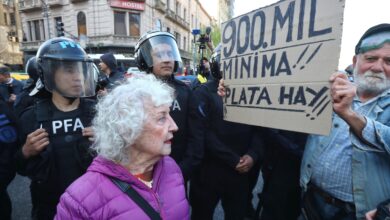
[217,0,233,25]
[18,0,213,68]
[0,0,23,67]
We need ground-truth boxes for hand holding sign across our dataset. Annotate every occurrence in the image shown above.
[329,72,357,119]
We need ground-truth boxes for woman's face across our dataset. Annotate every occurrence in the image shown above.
[133,101,178,158]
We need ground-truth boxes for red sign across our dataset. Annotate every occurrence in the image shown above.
[110,0,145,11]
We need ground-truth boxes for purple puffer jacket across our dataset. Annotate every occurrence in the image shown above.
[55,156,189,220]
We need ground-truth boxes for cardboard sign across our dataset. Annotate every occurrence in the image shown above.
[221,0,345,135]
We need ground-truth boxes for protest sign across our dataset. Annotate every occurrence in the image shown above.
[221,0,345,135]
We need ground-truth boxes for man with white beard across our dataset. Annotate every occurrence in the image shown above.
[299,23,390,220]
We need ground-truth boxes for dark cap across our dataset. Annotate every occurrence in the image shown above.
[0,66,11,75]
[100,53,117,71]
[355,23,390,54]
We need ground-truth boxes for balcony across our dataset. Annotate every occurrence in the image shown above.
[2,0,13,7]
[20,40,45,51]
[70,0,88,3]
[19,0,40,11]
[19,0,65,11]
[166,9,175,21]
[46,0,65,7]
[175,15,190,31]
[154,0,165,13]
[21,35,139,52]
[86,35,139,49]
[179,49,192,60]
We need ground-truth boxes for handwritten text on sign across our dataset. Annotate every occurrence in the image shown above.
[221,0,345,135]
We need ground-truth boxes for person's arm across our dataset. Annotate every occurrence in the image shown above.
[365,209,377,220]
[205,129,241,169]
[236,126,265,173]
[366,198,390,220]
[178,90,205,180]
[330,72,365,137]
[55,191,89,220]
[197,87,241,168]
[247,127,265,162]
[14,110,51,177]
[330,72,390,153]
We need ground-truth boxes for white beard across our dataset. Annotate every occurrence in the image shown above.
[353,68,390,95]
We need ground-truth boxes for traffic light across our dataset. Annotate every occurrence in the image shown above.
[56,21,64,37]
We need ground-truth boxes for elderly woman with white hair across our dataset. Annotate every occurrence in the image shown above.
[55,75,189,220]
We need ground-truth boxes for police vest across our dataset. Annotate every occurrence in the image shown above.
[32,98,95,189]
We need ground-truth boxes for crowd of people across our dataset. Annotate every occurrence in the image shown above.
[0,22,389,220]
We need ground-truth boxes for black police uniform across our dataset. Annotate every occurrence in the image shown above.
[15,98,95,220]
[166,75,204,181]
[255,129,307,220]
[14,82,51,117]
[0,78,24,106]
[190,79,264,220]
[106,70,125,90]
[0,99,19,220]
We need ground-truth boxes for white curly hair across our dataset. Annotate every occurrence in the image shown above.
[91,74,175,164]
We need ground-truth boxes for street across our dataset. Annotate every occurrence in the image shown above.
[8,175,31,220]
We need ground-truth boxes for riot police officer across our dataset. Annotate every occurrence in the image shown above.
[135,31,203,181]
[14,37,97,220]
[189,44,264,220]
[14,56,51,116]
[0,98,19,220]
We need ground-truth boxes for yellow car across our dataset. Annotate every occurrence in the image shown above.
[11,72,29,81]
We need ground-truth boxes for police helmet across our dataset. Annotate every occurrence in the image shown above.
[135,31,182,73]
[210,43,222,79]
[25,56,39,82]
[36,37,96,98]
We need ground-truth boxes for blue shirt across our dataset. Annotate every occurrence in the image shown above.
[311,97,378,202]
[300,89,390,218]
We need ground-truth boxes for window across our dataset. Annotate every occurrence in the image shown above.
[27,21,32,41]
[175,1,179,15]
[129,13,140,37]
[114,11,126,35]
[191,14,193,27]
[183,36,186,51]
[175,32,181,49]
[77,12,87,37]
[167,27,170,33]
[167,0,170,10]
[114,11,140,36]
[10,13,15,26]
[4,13,7,25]
[183,8,186,21]
[33,20,42,40]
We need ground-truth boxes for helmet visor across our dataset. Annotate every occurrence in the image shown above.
[43,60,97,97]
[140,35,182,69]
